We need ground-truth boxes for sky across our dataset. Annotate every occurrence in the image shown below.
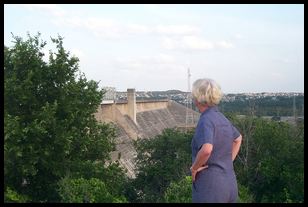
[4,4,304,93]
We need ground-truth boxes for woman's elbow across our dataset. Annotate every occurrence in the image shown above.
[201,143,213,155]
[234,135,242,143]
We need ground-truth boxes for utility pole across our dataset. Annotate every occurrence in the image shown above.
[185,68,194,131]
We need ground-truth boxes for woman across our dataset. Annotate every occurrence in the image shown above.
[190,78,242,203]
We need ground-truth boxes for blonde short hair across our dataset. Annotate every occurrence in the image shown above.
[192,78,223,106]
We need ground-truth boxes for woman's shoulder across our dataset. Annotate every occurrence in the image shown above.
[199,113,215,126]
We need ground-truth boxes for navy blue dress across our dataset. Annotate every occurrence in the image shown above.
[191,106,240,203]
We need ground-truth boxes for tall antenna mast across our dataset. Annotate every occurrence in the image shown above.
[187,68,191,95]
[185,68,194,131]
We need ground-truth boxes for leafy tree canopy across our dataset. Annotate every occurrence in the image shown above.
[4,32,124,202]
[130,128,193,202]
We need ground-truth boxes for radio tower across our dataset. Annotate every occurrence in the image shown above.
[185,68,194,131]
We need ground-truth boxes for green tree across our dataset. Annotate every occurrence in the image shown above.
[4,187,30,203]
[237,183,254,203]
[231,116,304,203]
[4,33,123,202]
[164,176,192,203]
[163,176,254,203]
[252,120,303,202]
[57,177,127,203]
[131,128,192,202]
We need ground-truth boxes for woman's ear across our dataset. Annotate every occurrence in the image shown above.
[194,99,200,108]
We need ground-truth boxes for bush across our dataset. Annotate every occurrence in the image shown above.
[4,187,30,203]
[164,176,192,203]
[57,177,127,203]
[237,184,254,203]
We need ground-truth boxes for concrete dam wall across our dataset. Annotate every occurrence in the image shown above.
[94,89,200,178]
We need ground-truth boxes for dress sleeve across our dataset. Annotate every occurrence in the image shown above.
[231,125,241,140]
[195,119,214,150]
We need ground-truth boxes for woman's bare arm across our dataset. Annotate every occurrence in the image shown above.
[232,135,242,161]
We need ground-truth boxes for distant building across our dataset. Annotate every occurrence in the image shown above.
[102,87,116,104]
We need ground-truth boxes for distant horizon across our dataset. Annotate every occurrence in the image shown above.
[114,88,304,94]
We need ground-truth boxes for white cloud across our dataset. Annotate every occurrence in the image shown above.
[216,41,234,49]
[281,58,292,64]
[71,48,85,59]
[182,36,214,50]
[52,14,201,39]
[142,4,162,10]
[270,72,284,80]
[64,16,86,28]
[112,53,181,75]
[19,4,201,39]
[52,16,122,38]
[18,4,121,39]
[156,53,175,63]
[18,4,65,17]
[161,36,235,51]
[234,33,244,39]
[125,24,200,35]
[155,25,200,35]
[41,47,51,63]
[161,36,214,50]
[116,53,175,66]
[126,23,151,34]
[85,17,115,30]
[161,37,177,49]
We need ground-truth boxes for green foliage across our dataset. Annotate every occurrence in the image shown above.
[237,184,254,203]
[219,95,304,116]
[130,115,303,203]
[4,187,30,203]
[57,177,127,203]
[232,116,304,203]
[163,176,255,203]
[4,32,120,202]
[164,176,192,203]
[131,128,193,202]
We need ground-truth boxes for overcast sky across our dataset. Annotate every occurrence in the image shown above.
[4,4,304,93]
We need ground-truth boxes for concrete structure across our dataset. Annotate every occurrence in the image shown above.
[127,89,136,124]
[94,89,200,178]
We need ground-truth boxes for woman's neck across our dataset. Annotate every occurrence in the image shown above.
[198,103,209,113]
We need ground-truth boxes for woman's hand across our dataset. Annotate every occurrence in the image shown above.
[190,165,208,182]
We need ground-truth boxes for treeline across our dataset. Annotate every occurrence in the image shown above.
[4,33,303,203]
[219,96,304,117]
[123,117,304,203]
